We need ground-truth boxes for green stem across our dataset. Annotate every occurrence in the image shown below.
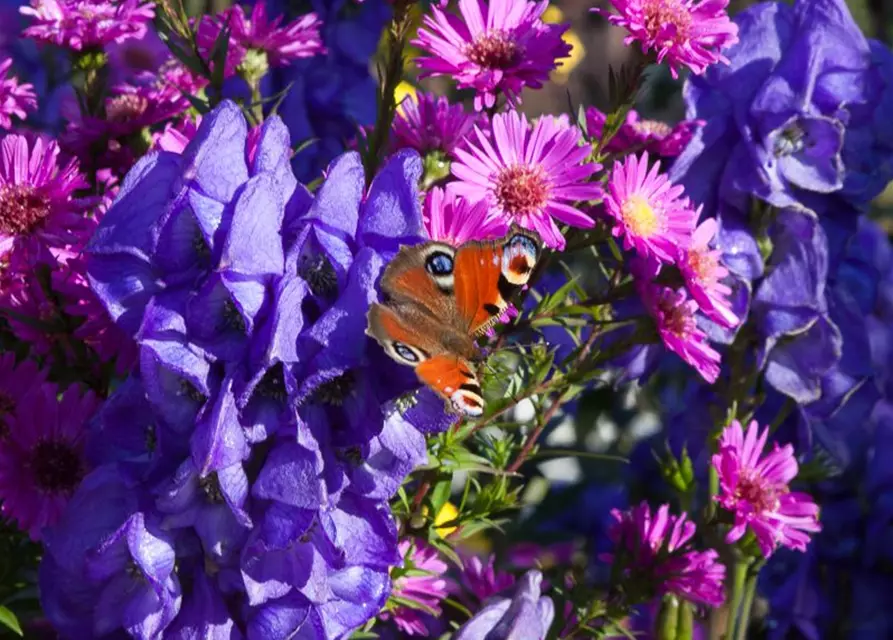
[706,465,718,522]
[735,562,764,640]
[726,559,750,640]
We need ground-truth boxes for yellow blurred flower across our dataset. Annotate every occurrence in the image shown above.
[541,6,585,84]
[434,501,459,537]
[394,81,418,114]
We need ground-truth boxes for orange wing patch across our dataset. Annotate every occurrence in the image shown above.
[453,243,506,334]
[416,355,484,417]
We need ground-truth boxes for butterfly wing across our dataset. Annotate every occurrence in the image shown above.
[453,229,542,335]
[367,303,483,417]
[378,241,458,320]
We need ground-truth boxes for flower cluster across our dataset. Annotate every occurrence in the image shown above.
[38,101,450,638]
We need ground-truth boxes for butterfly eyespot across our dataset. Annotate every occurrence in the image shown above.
[507,234,539,260]
[392,342,421,363]
[425,252,454,276]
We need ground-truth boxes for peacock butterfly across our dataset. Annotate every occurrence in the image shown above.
[367,228,542,417]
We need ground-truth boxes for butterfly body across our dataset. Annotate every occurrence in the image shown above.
[367,229,542,417]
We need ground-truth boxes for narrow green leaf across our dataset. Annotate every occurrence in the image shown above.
[0,606,23,637]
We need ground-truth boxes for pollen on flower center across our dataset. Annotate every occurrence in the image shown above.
[31,440,83,493]
[494,164,549,216]
[736,473,783,512]
[465,30,521,69]
[633,119,672,138]
[0,185,51,236]
[687,247,718,282]
[621,194,660,238]
[106,93,149,123]
[643,0,693,41]
[657,299,690,337]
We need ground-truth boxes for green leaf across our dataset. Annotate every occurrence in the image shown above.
[0,606,23,637]
[428,476,452,517]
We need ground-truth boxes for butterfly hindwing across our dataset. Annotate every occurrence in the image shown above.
[416,355,484,417]
[453,229,542,335]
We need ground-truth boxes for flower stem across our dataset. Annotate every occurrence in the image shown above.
[735,561,764,640]
[363,0,414,184]
[726,558,750,640]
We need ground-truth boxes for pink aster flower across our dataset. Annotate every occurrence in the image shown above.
[0,383,99,540]
[0,134,88,262]
[585,107,702,158]
[713,420,822,558]
[595,0,739,78]
[20,0,155,51]
[413,0,571,111]
[604,501,725,607]
[424,186,508,245]
[451,110,603,250]
[678,217,739,328]
[0,58,37,130]
[380,540,452,636]
[603,151,697,264]
[639,282,721,382]
[456,553,515,603]
[197,2,324,74]
[0,352,48,439]
[392,92,481,158]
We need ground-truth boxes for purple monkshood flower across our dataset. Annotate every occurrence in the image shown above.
[413,0,570,111]
[671,0,893,216]
[604,501,726,607]
[454,570,554,640]
[21,0,155,51]
[713,420,822,558]
[66,100,450,638]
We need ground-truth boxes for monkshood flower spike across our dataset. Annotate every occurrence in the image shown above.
[39,99,448,639]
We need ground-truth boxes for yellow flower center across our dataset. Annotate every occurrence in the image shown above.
[621,194,659,238]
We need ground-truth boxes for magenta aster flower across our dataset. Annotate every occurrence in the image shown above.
[20,0,155,51]
[380,540,452,636]
[197,1,323,73]
[603,151,697,264]
[0,134,88,261]
[639,282,721,382]
[604,501,725,607]
[677,217,739,329]
[712,420,822,558]
[595,0,738,78]
[585,107,701,158]
[0,58,37,130]
[413,0,571,110]
[424,186,508,245]
[392,91,481,158]
[451,110,603,250]
[0,352,48,439]
[0,383,99,539]
[456,553,515,603]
